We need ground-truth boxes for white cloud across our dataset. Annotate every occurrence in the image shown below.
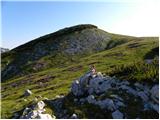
[102,1,160,36]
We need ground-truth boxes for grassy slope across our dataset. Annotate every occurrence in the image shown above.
[1,28,135,81]
[1,37,158,118]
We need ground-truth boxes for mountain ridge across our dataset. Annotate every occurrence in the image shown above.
[2,24,137,81]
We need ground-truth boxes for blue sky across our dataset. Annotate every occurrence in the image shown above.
[1,0,159,49]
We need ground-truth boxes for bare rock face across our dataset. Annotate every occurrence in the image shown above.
[20,101,56,119]
[150,85,159,103]
[71,72,159,119]
[2,24,114,81]
[112,110,124,119]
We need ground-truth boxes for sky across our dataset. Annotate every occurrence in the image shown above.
[1,0,160,49]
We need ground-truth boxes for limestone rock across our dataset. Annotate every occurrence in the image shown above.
[20,100,55,119]
[97,98,116,111]
[70,71,159,118]
[112,110,124,119]
[150,85,159,103]
[87,95,96,104]
[37,113,54,119]
[70,113,78,119]
[71,80,85,96]
[24,89,32,96]
[37,101,45,110]
[137,91,149,102]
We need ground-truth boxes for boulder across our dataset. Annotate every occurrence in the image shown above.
[71,80,85,96]
[55,95,64,99]
[87,95,96,104]
[150,103,159,113]
[20,100,55,119]
[115,101,125,108]
[110,95,123,102]
[70,113,78,119]
[119,85,137,96]
[97,98,116,111]
[112,110,124,119]
[134,82,144,90]
[150,85,159,103]
[70,71,159,118]
[37,101,45,110]
[89,77,112,94]
[37,113,55,119]
[137,91,149,102]
[24,89,32,96]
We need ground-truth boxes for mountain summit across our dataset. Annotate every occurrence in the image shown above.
[2,24,133,81]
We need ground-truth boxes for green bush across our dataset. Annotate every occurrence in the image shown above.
[108,58,159,83]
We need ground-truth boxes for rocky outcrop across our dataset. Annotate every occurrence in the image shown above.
[24,89,32,97]
[2,24,113,81]
[71,72,159,119]
[20,101,55,119]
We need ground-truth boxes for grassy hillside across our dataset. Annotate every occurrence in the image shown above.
[1,24,137,81]
[1,33,158,118]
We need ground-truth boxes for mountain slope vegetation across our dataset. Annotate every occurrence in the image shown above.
[1,24,159,119]
[1,24,136,81]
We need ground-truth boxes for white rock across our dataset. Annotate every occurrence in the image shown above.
[24,89,32,96]
[112,110,124,119]
[71,80,84,96]
[120,85,137,96]
[152,104,159,113]
[150,102,159,113]
[31,110,38,118]
[115,101,125,108]
[70,113,78,119]
[110,95,123,101]
[37,101,45,110]
[97,99,116,111]
[137,91,149,102]
[89,77,111,94]
[37,113,54,119]
[55,95,64,98]
[37,108,46,114]
[150,85,159,103]
[87,95,96,104]
[121,80,130,85]
[88,88,94,94]
[134,82,144,90]
[21,107,31,116]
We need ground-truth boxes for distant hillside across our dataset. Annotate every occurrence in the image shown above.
[1,47,9,53]
[1,24,135,81]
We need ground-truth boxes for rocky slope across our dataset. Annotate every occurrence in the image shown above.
[1,24,134,81]
[70,72,159,118]
[17,71,159,119]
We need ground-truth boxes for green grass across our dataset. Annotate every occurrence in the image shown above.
[1,37,159,118]
[108,57,158,83]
